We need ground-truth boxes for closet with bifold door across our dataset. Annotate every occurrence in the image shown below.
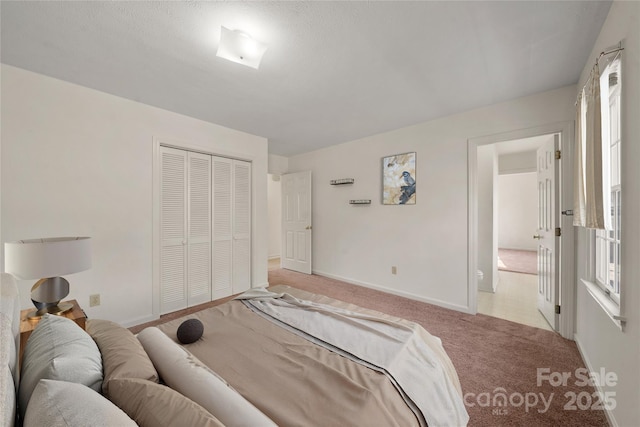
[159,146,251,315]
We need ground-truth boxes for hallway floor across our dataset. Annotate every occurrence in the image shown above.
[477,270,553,331]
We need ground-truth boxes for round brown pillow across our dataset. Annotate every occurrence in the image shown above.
[176,319,204,344]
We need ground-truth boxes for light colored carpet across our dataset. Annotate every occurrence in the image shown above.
[498,248,537,275]
[131,269,607,427]
[267,269,606,427]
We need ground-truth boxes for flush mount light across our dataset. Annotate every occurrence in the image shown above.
[216,26,267,69]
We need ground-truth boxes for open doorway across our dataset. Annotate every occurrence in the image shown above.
[267,174,282,270]
[476,136,553,330]
[495,172,546,328]
[267,170,313,274]
[470,124,576,337]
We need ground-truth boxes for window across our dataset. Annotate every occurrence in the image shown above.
[594,55,622,304]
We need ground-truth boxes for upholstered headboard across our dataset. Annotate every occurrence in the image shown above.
[1,273,20,427]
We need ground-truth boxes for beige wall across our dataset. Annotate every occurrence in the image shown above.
[573,2,640,426]
[267,175,282,259]
[288,85,576,312]
[477,144,498,292]
[1,65,269,326]
[497,172,537,251]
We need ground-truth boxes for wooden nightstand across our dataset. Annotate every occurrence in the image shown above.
[19,299,87,366]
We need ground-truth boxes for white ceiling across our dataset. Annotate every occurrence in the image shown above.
[0,1,611,157]
[494,134,553,156]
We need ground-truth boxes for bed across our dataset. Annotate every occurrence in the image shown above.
[1,273,468,426]
[152,285,468,426]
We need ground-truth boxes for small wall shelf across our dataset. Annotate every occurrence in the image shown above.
[330,178,354,185]
[349,199,371,205]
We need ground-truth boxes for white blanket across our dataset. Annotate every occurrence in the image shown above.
[238,289,469,427]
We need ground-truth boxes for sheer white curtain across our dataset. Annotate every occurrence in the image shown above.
[573,63,610,229]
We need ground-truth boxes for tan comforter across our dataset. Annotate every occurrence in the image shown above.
[157,286,462,426]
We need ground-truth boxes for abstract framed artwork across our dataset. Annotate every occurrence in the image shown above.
[382,152,416,205]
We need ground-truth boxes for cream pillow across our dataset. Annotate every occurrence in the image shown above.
[108,378,225,427]
[24,379,136,427]
[18,314,103,420]
[0,365,15,427]
[0,314,17,375]
[138,326,276,427]
[1,273,20,381]
[86,319,158,396]
[1,314,17,427]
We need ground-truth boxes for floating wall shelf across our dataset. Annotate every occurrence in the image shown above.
[349,199,371,205]
[330,178,355,185]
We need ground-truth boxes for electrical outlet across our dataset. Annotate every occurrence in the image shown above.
[391,266,397,275]
[89,294,101,307]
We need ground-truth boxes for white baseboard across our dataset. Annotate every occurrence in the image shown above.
[574,333,617,427]
[312,269,472,314]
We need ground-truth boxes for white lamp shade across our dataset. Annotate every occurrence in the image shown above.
[4,237,91,280]
[216,26,267,69]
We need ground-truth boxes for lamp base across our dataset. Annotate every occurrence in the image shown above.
[26,302,74,320]
[29,276,72,320]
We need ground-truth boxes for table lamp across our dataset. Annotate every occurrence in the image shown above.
[4,237,91,319]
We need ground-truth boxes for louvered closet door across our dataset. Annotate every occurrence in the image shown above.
[187,152,212,306]
[160,147,188,314]
[212,157,233,299]
[233,160,252,293]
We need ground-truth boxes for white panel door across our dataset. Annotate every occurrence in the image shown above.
[281,171,312,274]
[187,152,212,306]
[233,160,252,293]
[160,147,188,314]
[536,135,560,330]
[212,156,233,300]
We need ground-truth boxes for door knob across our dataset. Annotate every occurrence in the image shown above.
[533,234,542,239]
[305,226,312,230]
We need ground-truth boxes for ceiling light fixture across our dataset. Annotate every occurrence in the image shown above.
[216,26,267,69]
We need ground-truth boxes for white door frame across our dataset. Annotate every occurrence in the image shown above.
[467,121,575,339]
